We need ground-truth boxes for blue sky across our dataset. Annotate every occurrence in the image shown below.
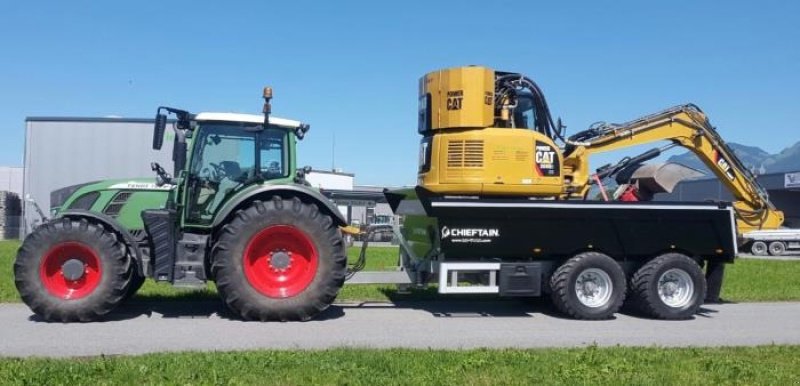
[1,1,798,186]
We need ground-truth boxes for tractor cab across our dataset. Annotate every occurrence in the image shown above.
[151,90,310,227]
[179,113,304,225]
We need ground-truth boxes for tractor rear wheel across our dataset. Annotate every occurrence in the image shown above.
[14,218,133,322]
[212,197,347,321]
[123,271,146,301]
[549,252,626,320]
[629,253,706,320]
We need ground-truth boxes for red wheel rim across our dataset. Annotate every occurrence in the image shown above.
[243,225,319,298]
[39,242,102,300]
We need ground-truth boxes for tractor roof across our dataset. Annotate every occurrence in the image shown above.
[194,112,302,128]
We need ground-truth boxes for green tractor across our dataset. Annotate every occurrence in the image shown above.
[14,88,350,322]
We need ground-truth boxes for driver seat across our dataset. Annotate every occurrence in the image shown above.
[206,161,243,215]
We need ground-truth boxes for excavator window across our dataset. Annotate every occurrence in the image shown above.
[512,94,536,130]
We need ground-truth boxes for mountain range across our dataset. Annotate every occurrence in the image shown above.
[667,141,800,177]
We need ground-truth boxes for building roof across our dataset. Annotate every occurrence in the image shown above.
[26,116,162,123]
[309,169,355,177]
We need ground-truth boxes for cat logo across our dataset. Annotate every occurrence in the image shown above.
[534,141,560,177]
[446,90,463,110]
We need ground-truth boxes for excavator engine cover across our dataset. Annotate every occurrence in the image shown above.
[418,66,564,196]
[418,66,495,132]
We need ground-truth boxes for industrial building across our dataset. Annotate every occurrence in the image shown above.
[656,171,800,228]
[12,116,396,238]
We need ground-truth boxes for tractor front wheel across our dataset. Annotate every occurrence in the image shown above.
[14,218,134,322]
[212,197,347,321]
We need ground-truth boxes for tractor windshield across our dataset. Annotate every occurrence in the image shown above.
[186,123,288,224]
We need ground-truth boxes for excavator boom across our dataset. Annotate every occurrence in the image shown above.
[563,104,783,232]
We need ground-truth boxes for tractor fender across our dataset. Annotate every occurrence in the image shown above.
[212,184,347,229]
[58,210,145,277]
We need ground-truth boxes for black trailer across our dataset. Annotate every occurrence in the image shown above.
[369,187,737,320]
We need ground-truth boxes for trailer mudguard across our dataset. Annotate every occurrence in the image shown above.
[212,184,347,228]
[58,210,146,276]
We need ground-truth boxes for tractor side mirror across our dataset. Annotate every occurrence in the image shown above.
[294,123,310,140]
[153,113,167,150]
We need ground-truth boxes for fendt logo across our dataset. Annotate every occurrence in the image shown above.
[440,226,500,243]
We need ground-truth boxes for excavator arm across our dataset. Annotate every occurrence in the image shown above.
[562,104,783,233]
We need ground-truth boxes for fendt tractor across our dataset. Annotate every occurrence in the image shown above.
[382,66,798,320]
[14,89,351,322]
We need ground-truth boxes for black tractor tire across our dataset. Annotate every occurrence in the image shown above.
[629,253,706,320]
[768,241,786,256]
[212,197,347,321]
[123,271,146,301]
[14,218,133,322]
[549,252,626,320]
[750,241,768,256]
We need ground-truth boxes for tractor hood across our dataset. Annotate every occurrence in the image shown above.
[51,178,173,217]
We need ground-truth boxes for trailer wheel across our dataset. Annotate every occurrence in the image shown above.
[768,241,786,256]
[629,253,706,320]
[212,197,347,321]
[14,218,133,322]
[549,252,626,320]
[750,241,768,256]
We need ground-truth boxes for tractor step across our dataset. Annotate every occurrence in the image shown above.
[172,271,206,289]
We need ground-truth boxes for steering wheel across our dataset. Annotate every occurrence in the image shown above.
[208,162,226,180]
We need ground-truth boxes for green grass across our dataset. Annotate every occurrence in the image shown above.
[0,345,798,385]
[0,240,19,303]
[2,239,800,303]
[722,258,800,301]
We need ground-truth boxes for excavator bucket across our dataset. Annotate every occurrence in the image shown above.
[628,162,705,194]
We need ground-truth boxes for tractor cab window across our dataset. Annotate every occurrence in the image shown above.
[261,129,288,178]
[185,123,288,224]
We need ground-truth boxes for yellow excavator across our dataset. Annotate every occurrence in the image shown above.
[417,66,783,234]
[381,65,795,320]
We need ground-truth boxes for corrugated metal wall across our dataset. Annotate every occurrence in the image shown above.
[24,118,175,234]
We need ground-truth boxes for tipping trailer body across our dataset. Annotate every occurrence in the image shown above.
[385,187,736,298]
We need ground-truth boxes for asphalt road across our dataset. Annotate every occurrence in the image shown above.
[2,300,799,357]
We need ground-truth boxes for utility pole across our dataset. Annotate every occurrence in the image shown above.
[331,131,336,171]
